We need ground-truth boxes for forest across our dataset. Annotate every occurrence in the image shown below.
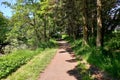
[0,0,120,80]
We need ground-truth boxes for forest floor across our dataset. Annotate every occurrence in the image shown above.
[38,40,79,80]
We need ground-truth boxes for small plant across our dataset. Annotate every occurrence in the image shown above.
[77,63,93,80]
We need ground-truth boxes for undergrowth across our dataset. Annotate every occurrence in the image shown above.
[0,39,57,79]
[66,33,120,79]
[38,39,57,49]
[3,48,57,80]
[0,49,41,79]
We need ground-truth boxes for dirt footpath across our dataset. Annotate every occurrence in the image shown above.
[38,41,78,80]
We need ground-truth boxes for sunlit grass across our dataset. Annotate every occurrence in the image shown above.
[68,36,120,79]
[3,48,57,80]
[0,49,42,79]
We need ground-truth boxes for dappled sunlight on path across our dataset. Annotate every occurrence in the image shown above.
[38,40,79,80]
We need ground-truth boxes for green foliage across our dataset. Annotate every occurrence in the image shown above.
[105,33,120,50]
[4,48,57,80]
[0,38,57,79]
[3,0,59,50]
[1,0,120,79]
[38,39,57,49]
[0,49,42,79]
[0,12,9,43]
[69,36,120,79]
[61,34,70,40]
[77,63,93,80]
[51,32,62,40]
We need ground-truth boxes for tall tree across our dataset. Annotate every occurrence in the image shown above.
[82,0,88,45]
[0,12,9,53]
[96,0,103,47]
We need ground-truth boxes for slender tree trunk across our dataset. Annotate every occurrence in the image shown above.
[96,0,103,47]
[33,13,41,47]
[91,12,96,37]
[44,16,47,41]
[31,0,41,46]
[82,0,88,45]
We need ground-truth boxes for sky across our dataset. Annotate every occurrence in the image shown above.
[0,0,16,17]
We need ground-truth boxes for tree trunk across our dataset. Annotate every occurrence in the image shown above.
[82,0,88,45]
[96,0,103,47]
[44,16,47,41]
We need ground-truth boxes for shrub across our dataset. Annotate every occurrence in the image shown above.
[38,39,57,49]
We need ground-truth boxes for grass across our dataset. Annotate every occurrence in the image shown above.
[0,49,42,79]
[2,48,57,80]
[66,33,120,79]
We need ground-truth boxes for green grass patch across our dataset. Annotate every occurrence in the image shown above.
[0,49,43,79]
[69,34,120,79]
[62,34,69,39]
[0,39,57,79]
[3,48,57,80]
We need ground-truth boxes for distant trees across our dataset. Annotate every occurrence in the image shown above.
[0,12,9,43]
[0,0,119,53]
[3,0,58,48]
[55,0,118,47]
[0,12,9,54]
[0,1,55,53]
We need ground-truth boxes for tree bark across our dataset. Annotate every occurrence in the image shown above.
[44,15,47,41]
[96,0,103,47]
[82,0,88,45]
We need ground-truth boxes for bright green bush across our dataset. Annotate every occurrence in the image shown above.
[38,39,57,49]
[0,49,41,79]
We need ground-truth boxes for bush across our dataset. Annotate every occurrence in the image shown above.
[0,49,41,79]
[106,38,120,50]
[38,39,57,49]
[104,33,120,50]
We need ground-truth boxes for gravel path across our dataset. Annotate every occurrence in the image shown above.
[38,41,78,80]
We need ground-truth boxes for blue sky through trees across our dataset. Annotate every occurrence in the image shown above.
[0,0,120,18]
[0,0,16,17]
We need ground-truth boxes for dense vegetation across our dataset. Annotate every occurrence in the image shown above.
[0,49,41,79]
[3,48,57,80]
[68,34,120,79]
[0,0,120,79]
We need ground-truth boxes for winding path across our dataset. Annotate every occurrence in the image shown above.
[38,41,78,80]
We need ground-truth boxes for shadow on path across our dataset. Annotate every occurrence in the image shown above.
[58,40,113,80]
[67,66,82,80]
[66,57,114,80]
[58,40,82,80]
[58,40,74,54]
[66,59,77,63]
